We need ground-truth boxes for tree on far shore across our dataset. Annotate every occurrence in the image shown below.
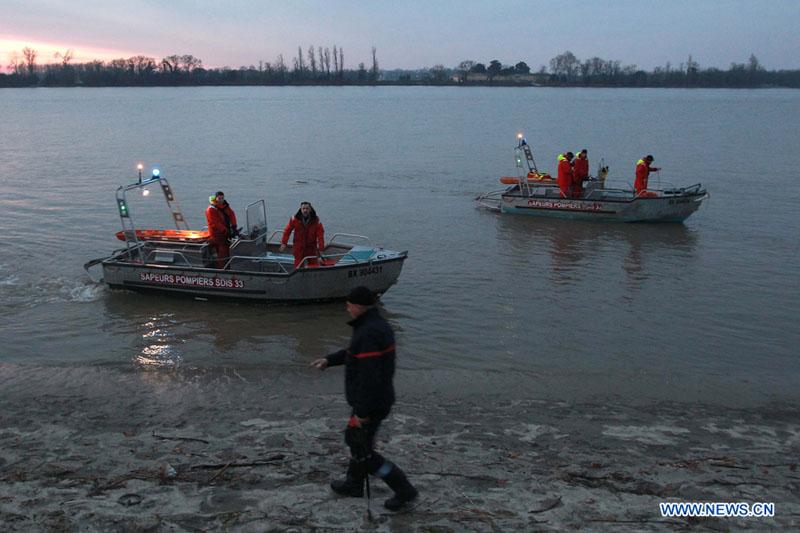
[370,47,379,83]
[22,47,37,76]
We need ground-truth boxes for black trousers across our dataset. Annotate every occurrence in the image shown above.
[344,418,388,478]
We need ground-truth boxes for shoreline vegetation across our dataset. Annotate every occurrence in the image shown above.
[2,47,799,89]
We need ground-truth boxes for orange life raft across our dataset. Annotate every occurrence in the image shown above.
[499,173,554,184]
[115,229,210,243]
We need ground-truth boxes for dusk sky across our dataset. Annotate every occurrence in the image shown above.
[3,0,799,72]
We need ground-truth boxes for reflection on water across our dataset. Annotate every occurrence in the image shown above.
[495,215,698,290]
[101,291,355,371]
[135,313,183,369]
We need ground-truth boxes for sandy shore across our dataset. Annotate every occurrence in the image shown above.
[1,367,799,532]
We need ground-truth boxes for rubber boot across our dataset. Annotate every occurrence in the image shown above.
[330,459,364,497]
[380,463,418,510]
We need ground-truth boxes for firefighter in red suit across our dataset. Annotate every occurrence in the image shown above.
[280,202,325,268]
[572,149,589,198]
[635,155,661,197]
[205,191,238,269]
[557,152,574,198]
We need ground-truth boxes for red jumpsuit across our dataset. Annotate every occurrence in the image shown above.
[572,156,589,198]
[281,209,325,268]
[206,201,237,269]
[635,159,659,197]
[557,155,573,198]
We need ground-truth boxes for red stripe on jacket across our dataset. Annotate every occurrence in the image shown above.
[354,344,396,359]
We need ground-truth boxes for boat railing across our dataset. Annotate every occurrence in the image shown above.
[141,249,195,267]
[114,241,146,262]
[581,179,636,200]
[583,180,706,201]
[220,251,363,272]
[222,254,291,274]
[474,188,505,211]
[309,251,365,267]
[600,179,635,192]
[266,230,372,249]
[266,230,285,244]
[231,227,268,245]
[327,233,372,247]
[659,183,704,196]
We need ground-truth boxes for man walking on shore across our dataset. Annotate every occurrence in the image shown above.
[309,286,419,511]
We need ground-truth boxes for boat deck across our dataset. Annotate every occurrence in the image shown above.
[116,238,389,274]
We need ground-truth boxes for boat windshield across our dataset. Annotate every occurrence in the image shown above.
[245,200,267,238]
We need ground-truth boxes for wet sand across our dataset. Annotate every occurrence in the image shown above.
[1,366,799,532]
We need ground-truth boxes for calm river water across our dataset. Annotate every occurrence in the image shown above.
[0,86,798,407]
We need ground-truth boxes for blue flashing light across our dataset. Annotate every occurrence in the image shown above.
[152,168,161,177]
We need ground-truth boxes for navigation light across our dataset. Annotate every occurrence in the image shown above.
[142,188,150,197]
[152,168,161,177]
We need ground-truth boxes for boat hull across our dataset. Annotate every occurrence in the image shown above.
[496,184,708,222]
[102,254,406,302]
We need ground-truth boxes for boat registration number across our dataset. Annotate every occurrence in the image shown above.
[348,266,382,278]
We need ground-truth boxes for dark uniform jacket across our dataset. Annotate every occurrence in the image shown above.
[325,307,396,419]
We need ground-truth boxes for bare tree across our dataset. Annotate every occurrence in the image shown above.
[294,46,305,78]
[161,55,180,72]
[318,46,324,77]
[332,45,339,75]
[180,55,202,71]
[686,54,699,75]
[129,55,156,75]
[549,50,579,81]
[582,57,605,79]
[8,51,22,74]
[308,45,316,78]
[457,60,476,82]
[109,58,128,72]
[86,60,103,74]
[430,64,447,83]
[22,46,37,76]
[54,49,74,66]
[275,53,287,80]
[323,47,331,77]
[748,53,762,72]
[338,47,344,78]
[370,46,378,82]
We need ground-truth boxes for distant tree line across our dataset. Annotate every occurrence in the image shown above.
[539,50,799,88]
[0,44,380,87]
[2,46,798,88]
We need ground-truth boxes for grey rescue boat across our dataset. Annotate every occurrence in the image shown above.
[84,171,407,302]
[476,136,709,223]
